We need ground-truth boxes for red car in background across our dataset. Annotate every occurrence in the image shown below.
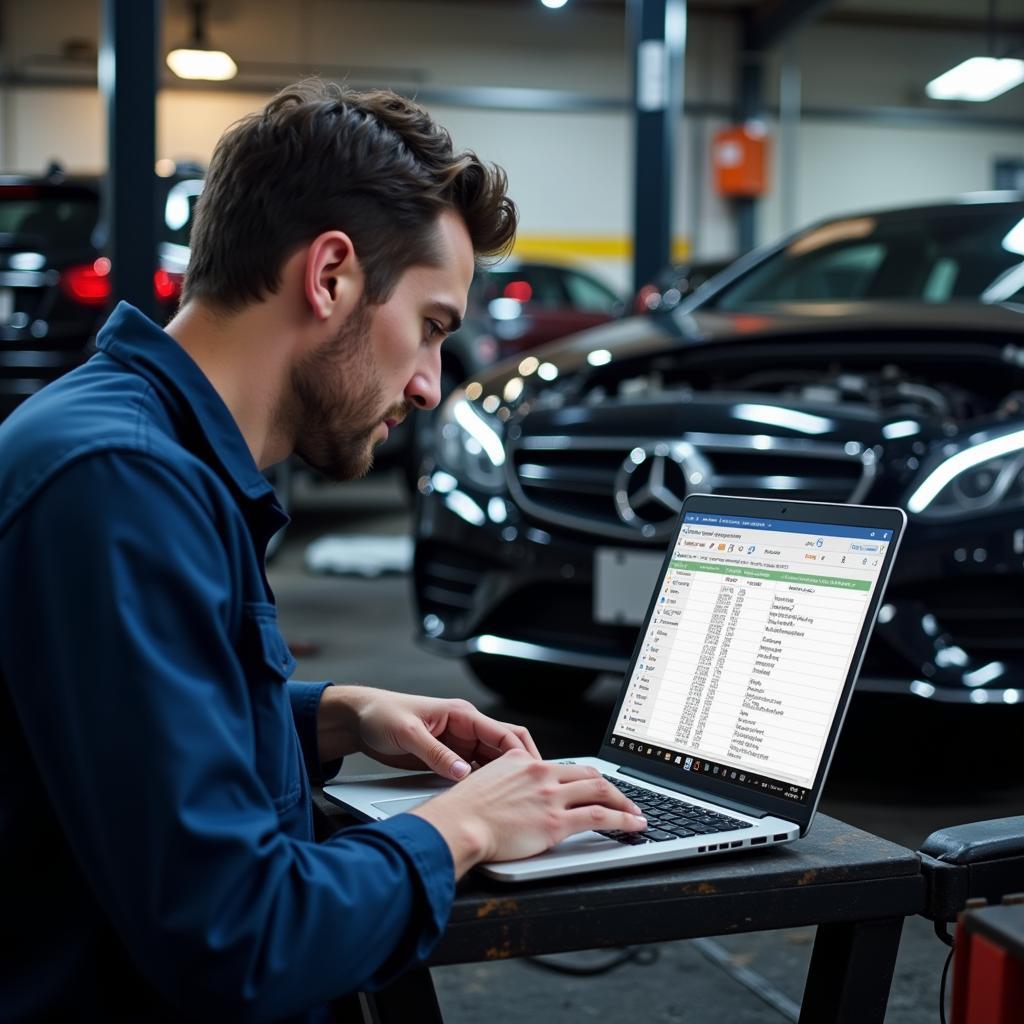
[479,260,624,359]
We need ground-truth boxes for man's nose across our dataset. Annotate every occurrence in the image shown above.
[405,347,442,411]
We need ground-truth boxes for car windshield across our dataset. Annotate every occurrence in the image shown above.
[0,189,98,248]
[711,205,1024,310]
[161,178,203,248]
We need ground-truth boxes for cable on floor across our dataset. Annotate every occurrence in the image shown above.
[935,919,955,1024]
[939,944,955,1024]
[525,945,660,976]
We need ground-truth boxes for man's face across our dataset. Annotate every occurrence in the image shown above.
[289,210,475,481]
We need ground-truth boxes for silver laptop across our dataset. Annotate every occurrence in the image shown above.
[325,494,905,882]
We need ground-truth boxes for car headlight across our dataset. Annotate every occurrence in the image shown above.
[434,392,507,494]
[906,427,1024,518]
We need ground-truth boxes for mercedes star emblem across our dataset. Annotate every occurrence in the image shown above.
[614,442,711,535]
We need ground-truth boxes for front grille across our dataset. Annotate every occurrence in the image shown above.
[909,577,1024,657]
[508,433,875,542]
[417,544,489,618]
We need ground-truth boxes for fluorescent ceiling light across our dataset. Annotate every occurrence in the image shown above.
[925,57,1024,102]
[541,0,569,7]
[166,47,237,81]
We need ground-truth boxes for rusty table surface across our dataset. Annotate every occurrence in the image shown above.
[425,814,925,965]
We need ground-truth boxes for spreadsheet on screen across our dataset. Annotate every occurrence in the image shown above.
[612,513,890,793]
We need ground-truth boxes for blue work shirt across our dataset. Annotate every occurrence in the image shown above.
[0,303,454,1022]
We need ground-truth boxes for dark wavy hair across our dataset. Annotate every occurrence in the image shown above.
[182,80,517,311]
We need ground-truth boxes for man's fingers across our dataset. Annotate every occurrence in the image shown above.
[559,806,647,839]
[402,720,472,780]
[508,724,541,760]
[443,704,538,760]
[445,705,526,752]
[557,777,642,815]
[547,762,610,785]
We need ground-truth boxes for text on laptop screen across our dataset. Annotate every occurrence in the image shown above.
[610,512,893,804]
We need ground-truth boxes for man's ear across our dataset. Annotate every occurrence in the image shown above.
[303,230,364,321]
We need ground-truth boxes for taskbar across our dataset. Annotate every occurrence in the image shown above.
[607,733,810,804]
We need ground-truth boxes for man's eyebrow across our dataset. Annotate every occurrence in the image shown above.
[432,302,463,335]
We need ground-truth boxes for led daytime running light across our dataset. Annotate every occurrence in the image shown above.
[452,400,505,467]
[907,429,1024,513]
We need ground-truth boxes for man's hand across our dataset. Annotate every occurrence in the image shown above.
[410,751,648,877]
[317,685,540,780]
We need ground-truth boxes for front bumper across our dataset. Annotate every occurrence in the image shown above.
[414,474,1024,706]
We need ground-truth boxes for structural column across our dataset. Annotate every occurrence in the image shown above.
[100,0,161,319]
[629,0,686,298]
[735,0,837,254]
[734,40,763,256]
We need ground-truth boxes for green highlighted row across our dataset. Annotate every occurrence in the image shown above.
[669,559,871,591]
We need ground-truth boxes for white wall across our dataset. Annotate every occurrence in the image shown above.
[1,0,1022,292]
[760,119,1024,244]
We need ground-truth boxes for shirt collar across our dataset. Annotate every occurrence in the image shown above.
[96,302,274,502]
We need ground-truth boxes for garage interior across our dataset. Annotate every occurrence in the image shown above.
[2,0,1024,1021]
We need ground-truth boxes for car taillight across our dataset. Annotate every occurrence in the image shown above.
[634,284,660,314]
[0,185,40,199]
[60,258,113,306]
[60,260,184,307]
[503,280,532,303]
[153,268,183,302]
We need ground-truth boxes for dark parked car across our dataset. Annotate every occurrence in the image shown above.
[412,193,1024,708]
[378,259,622,487]
[0,166,294,554]
[0,167,201,418]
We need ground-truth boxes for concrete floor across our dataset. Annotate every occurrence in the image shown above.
[270,473,1024,1024]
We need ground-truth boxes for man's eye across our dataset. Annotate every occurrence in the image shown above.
[426,320,445,340]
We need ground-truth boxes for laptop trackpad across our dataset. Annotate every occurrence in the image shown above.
[372,795,435,815]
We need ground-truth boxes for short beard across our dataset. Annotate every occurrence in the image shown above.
[285,300,392,481]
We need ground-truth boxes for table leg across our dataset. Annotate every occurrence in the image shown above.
[353,968,444,1024]
[799,917,904,1024]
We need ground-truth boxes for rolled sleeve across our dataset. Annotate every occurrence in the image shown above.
[287,681,342,783]
[326,814,455,989]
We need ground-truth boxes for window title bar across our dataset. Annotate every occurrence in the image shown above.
[683,512,893,541]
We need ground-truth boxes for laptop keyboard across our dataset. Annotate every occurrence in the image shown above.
[598,775,754,845]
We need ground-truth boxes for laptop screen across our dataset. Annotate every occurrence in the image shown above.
[608,510,894,808]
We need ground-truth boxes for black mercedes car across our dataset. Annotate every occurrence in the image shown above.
[412,193,1024,709]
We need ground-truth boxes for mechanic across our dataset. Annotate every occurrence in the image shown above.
[0,81,647,1021]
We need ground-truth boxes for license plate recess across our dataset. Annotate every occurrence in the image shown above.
[593,547,664,626]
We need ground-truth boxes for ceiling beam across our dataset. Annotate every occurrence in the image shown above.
[746,0,838,51]
[824,9,1024,39]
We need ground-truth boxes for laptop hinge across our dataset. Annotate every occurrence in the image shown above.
[616,766,770,819]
